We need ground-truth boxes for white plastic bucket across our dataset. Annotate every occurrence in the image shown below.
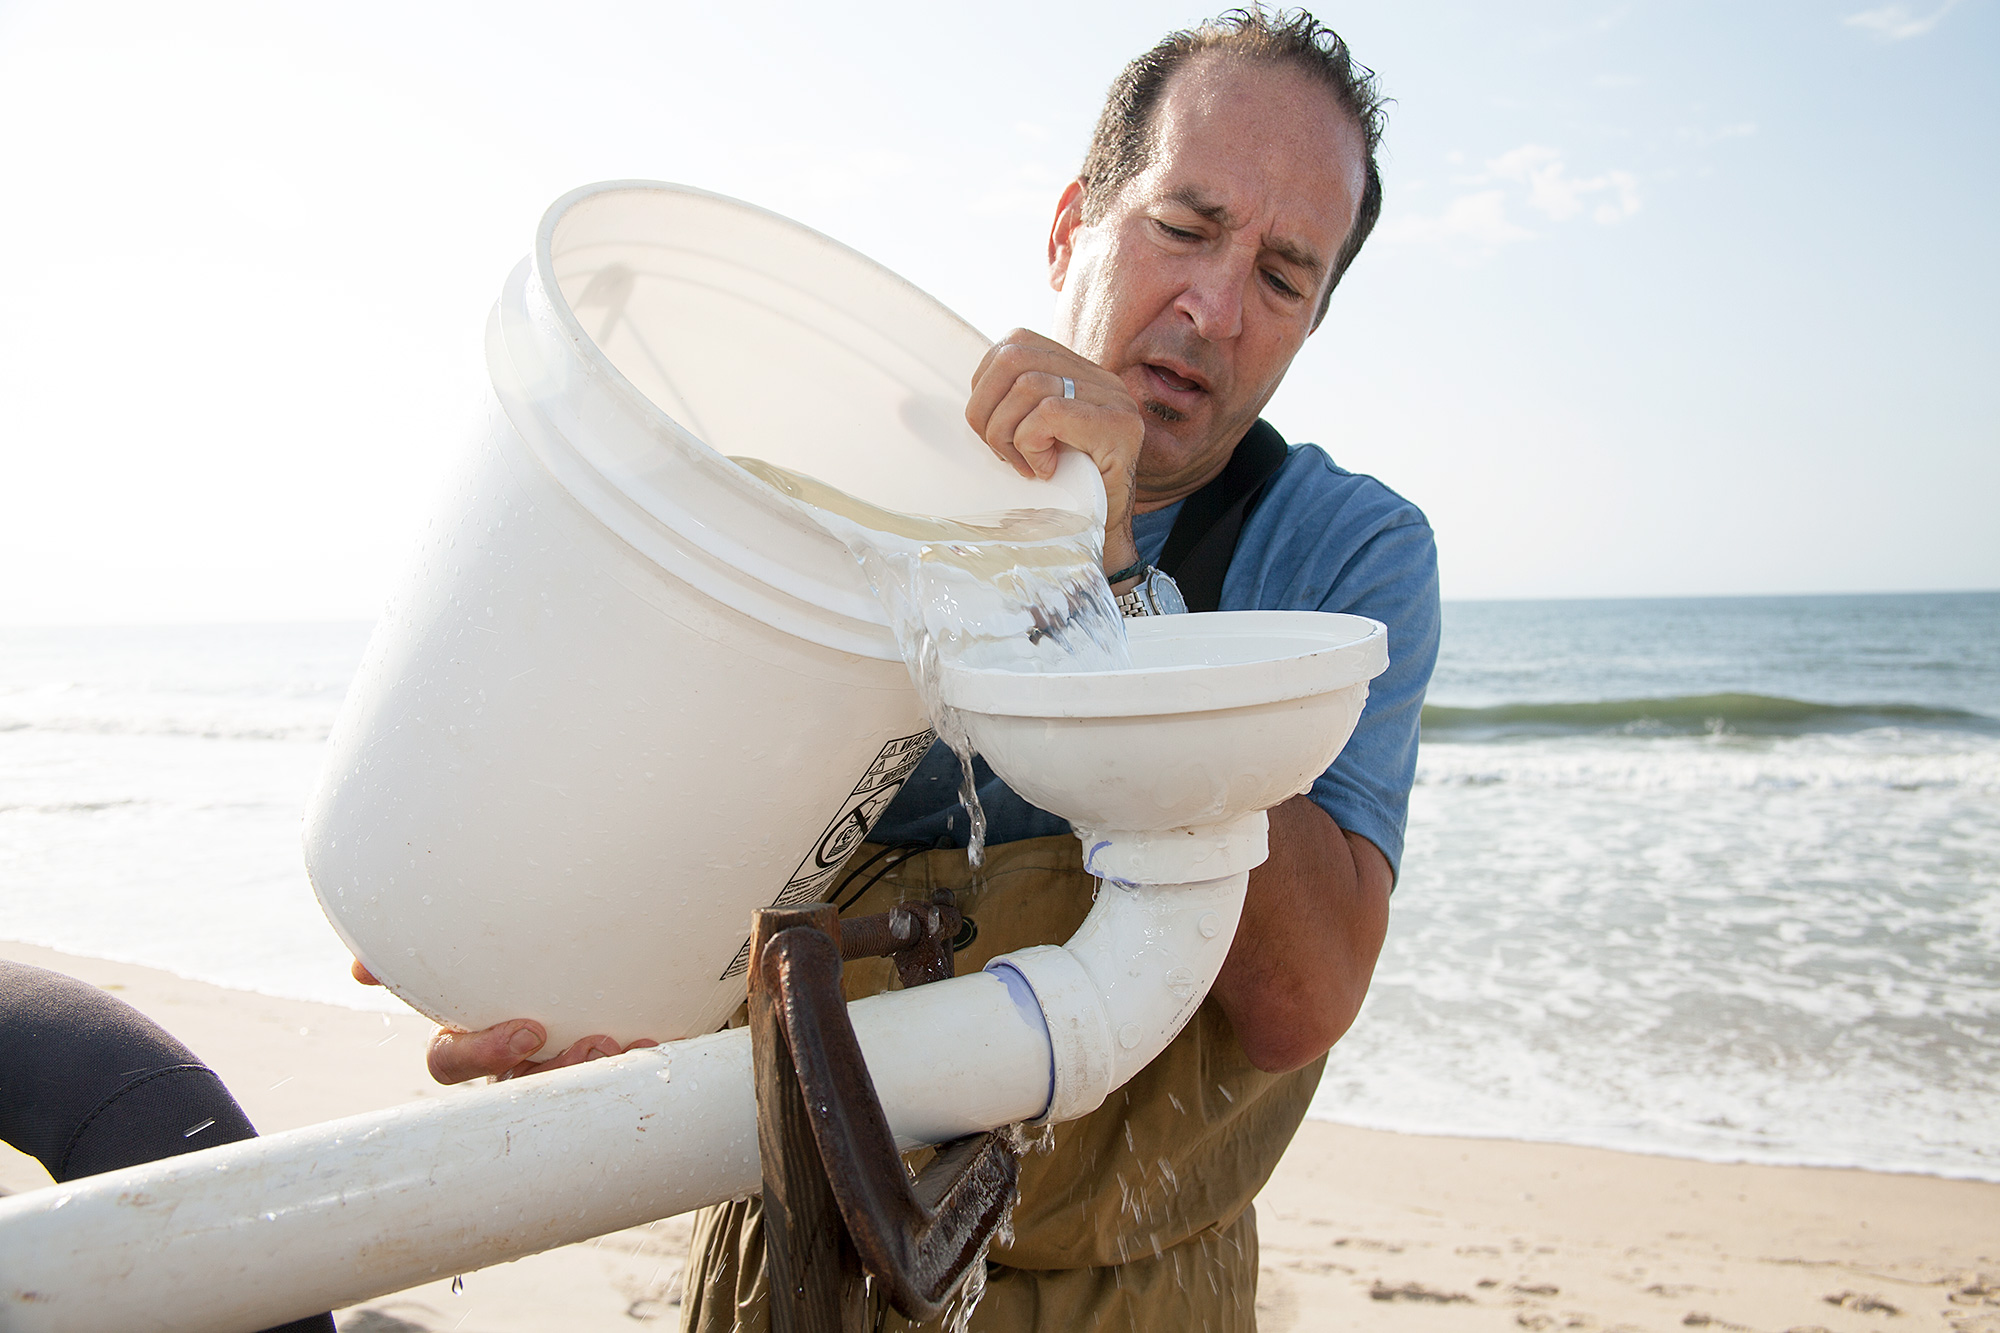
[304,183,1103,1050]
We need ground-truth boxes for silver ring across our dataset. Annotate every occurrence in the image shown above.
[1060,376,1075,400]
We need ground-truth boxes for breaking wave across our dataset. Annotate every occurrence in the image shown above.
[1422,692,1997,740]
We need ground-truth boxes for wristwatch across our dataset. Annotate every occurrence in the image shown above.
[1115,566,1188,617]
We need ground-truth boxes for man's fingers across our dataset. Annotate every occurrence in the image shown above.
[967,337,1101,464]
[350,958,381,986]
[1008,399,1073,480]
[971,327,1066,394]
[969,341,1144,485]
[1014,397,1142,502]
[969,327,1063,384]
[984,371,1121,477]
[962,330,1143,566]
[985,433,1035,479]
[981,373,1062,474]
[427,1020,547,1085]
[515,1034,627,1076]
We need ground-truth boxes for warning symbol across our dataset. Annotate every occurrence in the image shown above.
[720,728,934,980]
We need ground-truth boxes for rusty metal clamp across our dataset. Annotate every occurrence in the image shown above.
[749,900,1019,1330]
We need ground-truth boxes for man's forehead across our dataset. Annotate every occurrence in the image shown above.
[1149,50,1359,150]
[1131,55,1365,255]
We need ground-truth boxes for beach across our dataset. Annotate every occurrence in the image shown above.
[7,939,1992,1333]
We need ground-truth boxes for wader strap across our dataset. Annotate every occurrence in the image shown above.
[1155,419,1290,613]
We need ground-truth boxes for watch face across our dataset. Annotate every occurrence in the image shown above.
[1144,569,1188,617]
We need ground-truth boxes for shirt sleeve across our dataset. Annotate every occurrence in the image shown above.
[1300,518,1439,880]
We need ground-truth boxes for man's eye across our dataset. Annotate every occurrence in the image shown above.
[1154,219,1200,241]
[1264,270,1301,299]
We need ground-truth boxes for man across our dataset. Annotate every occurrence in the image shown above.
[392,9,1439,1328]
[678,11,1440,1330]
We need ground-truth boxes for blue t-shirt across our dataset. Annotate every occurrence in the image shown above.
[867,441,1440,877]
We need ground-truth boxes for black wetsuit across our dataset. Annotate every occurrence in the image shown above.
[0,958,335,1333]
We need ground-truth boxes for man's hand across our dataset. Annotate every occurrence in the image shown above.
[1208,795,1393,1073]
[350,959,655,1084]
[967,329,1148,579]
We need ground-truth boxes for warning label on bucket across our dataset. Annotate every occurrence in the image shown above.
[720,728,935,980]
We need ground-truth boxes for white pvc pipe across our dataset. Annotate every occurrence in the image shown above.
[0,834,1255,1333]
[999,873,1252,1125]
[994,815,1264,1125]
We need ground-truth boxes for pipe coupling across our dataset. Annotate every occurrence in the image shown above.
[1072,810,1269,887]
[989,945,1116,1125]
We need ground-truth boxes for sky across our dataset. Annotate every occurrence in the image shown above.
[0,0,1993,622]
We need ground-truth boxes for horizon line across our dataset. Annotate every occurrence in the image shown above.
[2,585,1997,632]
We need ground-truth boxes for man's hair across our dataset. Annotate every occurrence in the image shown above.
[1078,7,1387,323]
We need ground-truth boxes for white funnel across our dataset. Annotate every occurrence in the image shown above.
[949,610,1387,1122]
[946,610,1386,882]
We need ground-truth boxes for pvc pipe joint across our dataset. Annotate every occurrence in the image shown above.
[1074,810,1270,887]
[989,811,1267,1125]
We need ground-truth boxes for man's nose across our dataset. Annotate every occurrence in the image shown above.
[1174,253,1247,342]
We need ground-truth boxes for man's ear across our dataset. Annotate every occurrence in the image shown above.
[1048,179,1088,292]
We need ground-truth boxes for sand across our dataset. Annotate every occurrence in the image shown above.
[4,939,1994,1333]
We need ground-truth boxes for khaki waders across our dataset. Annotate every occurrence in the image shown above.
[680,835,1323,1333]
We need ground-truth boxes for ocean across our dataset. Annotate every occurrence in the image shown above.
[2,593,1996,1180]
[1316,591,2000,1181]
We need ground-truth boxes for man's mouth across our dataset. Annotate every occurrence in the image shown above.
[1143,362,1208,397]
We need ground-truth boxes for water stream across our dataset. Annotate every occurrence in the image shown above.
[733,457,1125,1319]
[734,457,1128,866]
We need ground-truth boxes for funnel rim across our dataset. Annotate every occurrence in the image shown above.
[939,610,1388,718]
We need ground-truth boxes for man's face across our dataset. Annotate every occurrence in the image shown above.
[1051,55,1367,506]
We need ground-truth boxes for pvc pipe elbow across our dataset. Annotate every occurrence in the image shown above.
[987,812,1265,1125]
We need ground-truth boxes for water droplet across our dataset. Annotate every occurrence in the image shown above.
[1198,912,1221,939]
[1118,1023,1141,1050]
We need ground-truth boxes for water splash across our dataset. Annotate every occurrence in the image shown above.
[1003,1121,1057,1159]
[939,1250,989,1333]
[735,458,1128,866]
